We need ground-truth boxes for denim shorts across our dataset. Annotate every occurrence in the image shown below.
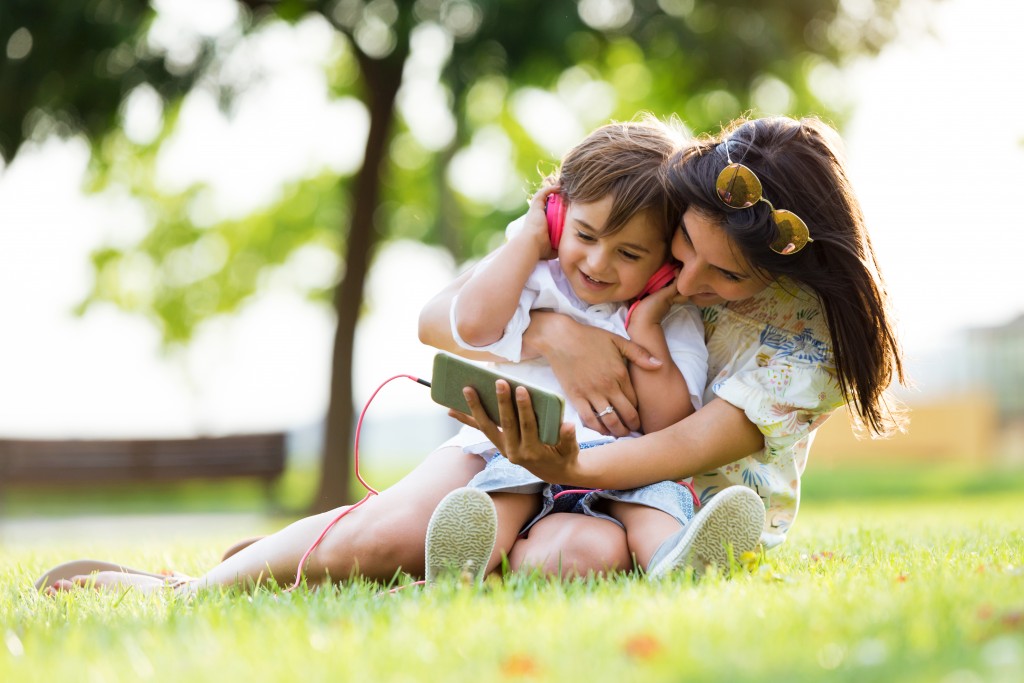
[466,440,696,533]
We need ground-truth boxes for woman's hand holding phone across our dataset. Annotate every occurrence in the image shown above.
[448,380,583,486]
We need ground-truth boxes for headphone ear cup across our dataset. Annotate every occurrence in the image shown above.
[545,193,566,249]
[639,262,680,299]
[625,261,680,328]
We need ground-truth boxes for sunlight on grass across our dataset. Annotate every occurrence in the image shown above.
[2,496,1022,682]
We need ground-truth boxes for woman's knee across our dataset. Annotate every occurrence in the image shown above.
[311,446,485,581]
[313,502,428,580]
[508,514,631,578]
[318,458,480,574]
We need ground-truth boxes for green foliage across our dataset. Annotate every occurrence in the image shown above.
[79,167,345,344]
[3,496,1022,682]
[0,0,211,162]
[1,0,925,344]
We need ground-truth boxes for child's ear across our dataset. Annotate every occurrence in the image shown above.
[545,193,566,249]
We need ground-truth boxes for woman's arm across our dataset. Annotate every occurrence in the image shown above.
[451,381,762,489]
[625,287,695,433]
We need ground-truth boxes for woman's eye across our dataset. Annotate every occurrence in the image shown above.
[720,271,741,283]
[679,227,692,244]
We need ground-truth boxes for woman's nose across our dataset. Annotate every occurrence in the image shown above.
[675,264,703,296]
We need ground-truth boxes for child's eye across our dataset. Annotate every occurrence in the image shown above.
[575,231,597,242]
[619,250,641,261]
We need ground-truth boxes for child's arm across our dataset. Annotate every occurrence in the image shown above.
[453,184,558,347]
[626,286,696,433]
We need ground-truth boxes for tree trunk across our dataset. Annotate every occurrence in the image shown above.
[309,52,406,513]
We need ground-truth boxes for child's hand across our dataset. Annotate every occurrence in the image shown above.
[627,285,687,331]
[518,179,561,260]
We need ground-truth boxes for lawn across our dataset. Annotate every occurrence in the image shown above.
[2,483,1023,681]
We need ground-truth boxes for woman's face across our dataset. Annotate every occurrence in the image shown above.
[671,207,769,306]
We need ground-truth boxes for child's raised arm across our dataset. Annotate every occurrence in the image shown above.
[626,286,698,433]
[453,183,559,348]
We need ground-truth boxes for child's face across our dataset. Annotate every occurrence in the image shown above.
[557,195,668,306]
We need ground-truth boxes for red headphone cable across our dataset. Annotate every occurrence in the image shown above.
[285,374,430,592]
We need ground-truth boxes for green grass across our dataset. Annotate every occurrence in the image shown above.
[2,494,1023,682]
[8,460,1024,520]
[802,462,1024,502]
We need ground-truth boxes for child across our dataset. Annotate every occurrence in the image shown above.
[425,118,730,581]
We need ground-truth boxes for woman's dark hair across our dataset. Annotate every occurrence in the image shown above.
[665,116,906,436]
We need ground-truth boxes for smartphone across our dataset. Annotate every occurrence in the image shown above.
[430,353,565,445]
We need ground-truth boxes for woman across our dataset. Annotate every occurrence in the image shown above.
[36,115,904,593]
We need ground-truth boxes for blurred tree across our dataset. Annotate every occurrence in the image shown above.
[0,0,927,511]
[0,0,212,160]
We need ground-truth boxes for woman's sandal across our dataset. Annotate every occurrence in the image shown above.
[33,559,191,592]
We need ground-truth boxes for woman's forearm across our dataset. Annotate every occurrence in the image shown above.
[566,398,762,489]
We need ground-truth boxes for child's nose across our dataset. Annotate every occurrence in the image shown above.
[587,249,611,272]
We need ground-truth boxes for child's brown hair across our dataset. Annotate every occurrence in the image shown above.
[553,115,685,243]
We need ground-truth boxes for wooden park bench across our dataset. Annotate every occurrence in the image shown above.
[0,432,287,504]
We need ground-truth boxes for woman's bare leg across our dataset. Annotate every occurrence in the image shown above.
[506,512,631,579]
[188,445,484,590]
[48,446,485,595]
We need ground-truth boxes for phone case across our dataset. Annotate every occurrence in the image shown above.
[430,353,565,445]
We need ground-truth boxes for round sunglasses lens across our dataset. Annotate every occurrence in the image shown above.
[716,163,762,209]
[770,210,811,255]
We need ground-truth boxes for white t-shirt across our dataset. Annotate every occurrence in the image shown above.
[449,255,708,448]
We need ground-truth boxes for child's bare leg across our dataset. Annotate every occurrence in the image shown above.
[486,492,542,573]
[507,512,631,578]
[604,501,682,570]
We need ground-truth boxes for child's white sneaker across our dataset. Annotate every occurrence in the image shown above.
[646,485,765,579]
[425,487,497,584]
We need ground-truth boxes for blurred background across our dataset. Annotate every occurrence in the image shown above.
[1,0,1022,528]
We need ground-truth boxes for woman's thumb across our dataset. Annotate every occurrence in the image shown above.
[615,337,662,369]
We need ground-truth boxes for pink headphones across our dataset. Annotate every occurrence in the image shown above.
[546,193,679,318]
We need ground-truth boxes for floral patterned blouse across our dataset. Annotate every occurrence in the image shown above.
[694,277,845,548]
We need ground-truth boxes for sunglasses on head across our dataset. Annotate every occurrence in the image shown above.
[714,140,813,256]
